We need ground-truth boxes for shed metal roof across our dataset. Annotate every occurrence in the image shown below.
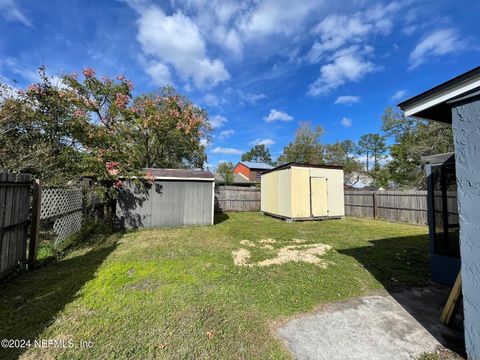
[261,162,343,175]
[239,161,273,170]
[144,168,215,180]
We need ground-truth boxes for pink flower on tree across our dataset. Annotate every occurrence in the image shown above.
[83,67,95,78]
[116,74,125,81]
[115,93,129,109]
[105,161,120,176]
[26,84,41,94]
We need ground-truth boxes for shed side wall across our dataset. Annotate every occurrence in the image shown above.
[261,169,291,217]
[452,99,480,360]
[117,180,213,228]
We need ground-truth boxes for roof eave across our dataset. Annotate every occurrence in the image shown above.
[397,66,480,123]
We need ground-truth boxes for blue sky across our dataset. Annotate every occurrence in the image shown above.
[1,0,479,169]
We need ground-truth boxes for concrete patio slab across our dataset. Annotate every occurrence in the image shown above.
[277,286,464,360]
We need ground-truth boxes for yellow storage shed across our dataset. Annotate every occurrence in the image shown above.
[261,163,344,220]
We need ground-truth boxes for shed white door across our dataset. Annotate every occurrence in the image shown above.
[310,177,328,217]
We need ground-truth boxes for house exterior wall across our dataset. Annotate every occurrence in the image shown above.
[451,97,480,360]
[261,168,291,217]
[249,170,259,181]
[233,163,250,180]
[116,180,214,228]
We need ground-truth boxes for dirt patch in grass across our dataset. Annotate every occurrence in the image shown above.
[257,244,332,267]
[240,240,256,247]
[233,238,333,268]
[260,238,276,244]
[232,248,252,267]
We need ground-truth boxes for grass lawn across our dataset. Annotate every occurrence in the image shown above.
[0,213,430,359]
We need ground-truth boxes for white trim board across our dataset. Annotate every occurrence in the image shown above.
[404,76,480,117]
[153,177,215,181]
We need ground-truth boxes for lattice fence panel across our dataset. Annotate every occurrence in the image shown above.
[41,188,83,220]
[52,211,83,245]
[40,187,84,246]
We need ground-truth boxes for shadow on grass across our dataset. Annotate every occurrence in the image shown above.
[0,240,118,359]
[338,234,465,356]
[214,212,230,225]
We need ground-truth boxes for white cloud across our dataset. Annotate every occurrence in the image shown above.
[307,3,401,63]
[409,28,462,69]
[341,117,352,128]
[306,2,403,95]
[209,115,227,129]
[308,15,371,63]
[212,147,242,155]
[391,90,407,101]
[238,90,267,104]
[308,53,377,96]
[174,0,246,56]
[128,1,230,88]
[250,138,275,146]
[0,0,32,27]
[239,0,318,38]
[200,138,209,146]
[334,95,360,105]
[169,0,324,61]
[144,62,172,87]
[263,109,293,122]
[219,129,235,139]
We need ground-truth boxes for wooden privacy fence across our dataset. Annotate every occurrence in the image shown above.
[0,171,107,278]
[215,186,260,212]
[344,190,457,225]
[0,173,40,278]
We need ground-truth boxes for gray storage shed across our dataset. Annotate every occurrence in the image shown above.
[116,168,215,228]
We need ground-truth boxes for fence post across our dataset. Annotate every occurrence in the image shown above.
[372,192,377,219]
[29,179,41,263]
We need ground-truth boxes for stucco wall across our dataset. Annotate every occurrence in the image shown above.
[451,97,480,360]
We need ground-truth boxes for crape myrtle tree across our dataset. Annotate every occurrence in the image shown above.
[0,67,210,191]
